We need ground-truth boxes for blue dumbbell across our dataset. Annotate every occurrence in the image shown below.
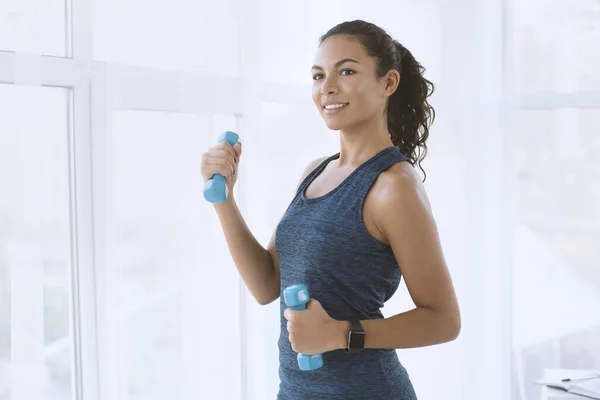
[283,284,324,371]
[203,131,240,204]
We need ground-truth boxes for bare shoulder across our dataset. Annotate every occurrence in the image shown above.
[373,162,429,207]
[370,161,432,222]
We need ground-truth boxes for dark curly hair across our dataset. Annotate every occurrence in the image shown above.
[320,20,435,181]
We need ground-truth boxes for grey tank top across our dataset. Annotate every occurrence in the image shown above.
[275,146,418,400]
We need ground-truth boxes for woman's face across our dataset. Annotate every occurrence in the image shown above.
[311,35,389,132]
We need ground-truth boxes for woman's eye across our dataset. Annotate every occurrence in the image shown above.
[313,69,354,80]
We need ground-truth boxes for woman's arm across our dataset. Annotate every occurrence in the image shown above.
[335,163,461,349]
[213,196,278,305]
[214,156,328,305]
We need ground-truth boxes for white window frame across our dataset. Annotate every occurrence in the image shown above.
[0,0,99,398]
[1,0,314,398]
[518,92,600,109]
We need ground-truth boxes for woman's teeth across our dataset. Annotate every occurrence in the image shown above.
[324,103,348,110]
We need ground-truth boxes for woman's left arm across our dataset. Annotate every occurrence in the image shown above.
[336,166,461,350]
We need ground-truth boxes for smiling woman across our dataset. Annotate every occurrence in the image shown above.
[310,22,435,180]
[203,16,458,400]
[227,19,459,400]
[269,20,459,400]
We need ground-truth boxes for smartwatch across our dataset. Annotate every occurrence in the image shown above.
[345,320,365,354]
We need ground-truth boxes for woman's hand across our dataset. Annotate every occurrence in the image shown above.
[201,141,242,193]
[284,298,346,355]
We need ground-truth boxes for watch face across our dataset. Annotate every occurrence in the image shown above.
[349,331,365,349]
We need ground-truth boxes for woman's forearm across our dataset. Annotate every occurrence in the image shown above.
[335,307,461,350]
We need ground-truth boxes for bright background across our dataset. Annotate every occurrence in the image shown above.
[0,0,599,399]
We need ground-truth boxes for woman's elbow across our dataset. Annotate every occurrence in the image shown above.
[257,292,280,306]
[445,311,461,341]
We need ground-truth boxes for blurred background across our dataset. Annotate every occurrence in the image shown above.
[0,0,599,399]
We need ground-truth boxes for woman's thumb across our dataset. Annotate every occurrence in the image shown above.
[234,142,242,159]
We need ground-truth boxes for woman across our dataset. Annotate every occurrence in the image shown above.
[201,20,461,400]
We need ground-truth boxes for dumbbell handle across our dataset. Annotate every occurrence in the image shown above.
[283,284,324,371]
[203,131,239,204]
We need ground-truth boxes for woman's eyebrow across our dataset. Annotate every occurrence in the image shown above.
[311,58,360,70]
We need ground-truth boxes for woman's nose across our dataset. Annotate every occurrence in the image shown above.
[321,78,339,95]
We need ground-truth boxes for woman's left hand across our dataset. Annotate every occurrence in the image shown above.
[283,298,345,355]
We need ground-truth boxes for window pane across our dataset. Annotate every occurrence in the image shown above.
[93,0,239,76]
[0,0,68,57]
[106,110,241,399]
[257,0,440,86]
[513,0,600,92]
[258,101,337,212]
[512,108,600,400]
[0,84,74,400]
[257,0,329,85]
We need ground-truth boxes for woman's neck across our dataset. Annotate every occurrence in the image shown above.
[337,119,394,168]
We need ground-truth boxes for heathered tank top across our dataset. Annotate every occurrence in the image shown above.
[274,146,418,400]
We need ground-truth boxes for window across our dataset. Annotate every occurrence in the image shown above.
[93,0,240,76]
[0,0,69,57]
[0,84,74,400]
[511,1,600,398]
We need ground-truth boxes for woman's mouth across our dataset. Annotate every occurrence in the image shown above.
[323,103,349,114]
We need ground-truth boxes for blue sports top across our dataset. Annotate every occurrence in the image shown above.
[275,146,418,399]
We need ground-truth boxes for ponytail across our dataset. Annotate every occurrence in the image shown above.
[387,41,435,181]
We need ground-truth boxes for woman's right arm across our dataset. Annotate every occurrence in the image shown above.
[202,142,326,305]
[212,196,276,305]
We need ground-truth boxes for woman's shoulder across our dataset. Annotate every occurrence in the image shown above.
[294,155,330,191]
[370,161,431,212]
[306,155,331,172]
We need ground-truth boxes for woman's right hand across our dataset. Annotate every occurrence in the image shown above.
[201,141,243,192]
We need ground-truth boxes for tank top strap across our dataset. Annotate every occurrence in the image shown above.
[295,153,339,196]
[350,147,412,199]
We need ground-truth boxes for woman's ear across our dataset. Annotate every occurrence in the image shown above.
[384,69,400,97]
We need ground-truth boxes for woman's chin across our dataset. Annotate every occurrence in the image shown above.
[322,118,346,131]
